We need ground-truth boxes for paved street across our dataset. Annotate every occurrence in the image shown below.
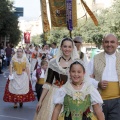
[0,68,38,120]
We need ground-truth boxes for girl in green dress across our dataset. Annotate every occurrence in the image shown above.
[52,60,104,120]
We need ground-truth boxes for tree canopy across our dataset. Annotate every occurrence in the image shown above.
[0,0,21,45]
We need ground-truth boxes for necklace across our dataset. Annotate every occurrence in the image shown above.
[62,56,71,65]
[62,56,71,61]
[72,82,83,88]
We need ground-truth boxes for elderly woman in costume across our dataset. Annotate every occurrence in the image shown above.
[3,48,35,108]
[34,38,79,120]
[52,60,104,120]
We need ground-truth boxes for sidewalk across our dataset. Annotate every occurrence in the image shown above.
[0,67,38,120]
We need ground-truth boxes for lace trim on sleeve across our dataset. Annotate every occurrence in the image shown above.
[42,83,51,90]
[53,87,66,105]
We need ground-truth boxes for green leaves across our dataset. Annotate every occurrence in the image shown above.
[0,0,21,45]
[92,34,103,48]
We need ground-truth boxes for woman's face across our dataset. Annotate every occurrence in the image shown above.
[17,48,23,57]
[35,46,39,51]
[61,40,73,57]
[43,45,47,50]
[45,45,49,50]
[70,64,85,83]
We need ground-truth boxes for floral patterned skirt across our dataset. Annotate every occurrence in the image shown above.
[34,86,58,120]
[3,80,35,103]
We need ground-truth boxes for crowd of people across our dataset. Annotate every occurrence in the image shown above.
[0,43,14,74]
[1,34,120,120]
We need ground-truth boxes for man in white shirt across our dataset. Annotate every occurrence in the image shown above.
[88,33,120,120]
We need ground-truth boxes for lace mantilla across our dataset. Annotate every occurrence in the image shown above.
[64,82,93,101]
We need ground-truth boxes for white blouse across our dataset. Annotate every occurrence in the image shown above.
[53,82,103,106]
[31,68,45,82]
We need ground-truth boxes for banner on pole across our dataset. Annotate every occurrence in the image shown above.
[66,0,73,31]
[24,32,30,44]
[49,0,77,27]
[41,0,50,32]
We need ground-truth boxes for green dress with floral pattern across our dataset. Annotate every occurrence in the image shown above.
[63,93,91,120]
[54,82,103,120]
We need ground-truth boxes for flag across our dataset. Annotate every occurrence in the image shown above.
[24,32,30,44]
[49,0,77,27]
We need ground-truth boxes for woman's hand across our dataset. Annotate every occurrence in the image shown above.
[35,88,49,113]
[36,102,42,113]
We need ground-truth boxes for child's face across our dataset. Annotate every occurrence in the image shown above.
[42,63,48,71]
[43,58,47,61]
[70,64,85,83]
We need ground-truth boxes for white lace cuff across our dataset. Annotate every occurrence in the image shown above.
[42,83,51,90]
[9,74,14,81]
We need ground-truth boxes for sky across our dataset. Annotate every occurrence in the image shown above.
[13,0,40,20]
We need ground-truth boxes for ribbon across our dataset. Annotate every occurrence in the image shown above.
[66,0,73,31]
[81,0,98,26]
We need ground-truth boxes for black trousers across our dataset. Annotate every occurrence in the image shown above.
[35,83,43,101]
[103,98,120,120]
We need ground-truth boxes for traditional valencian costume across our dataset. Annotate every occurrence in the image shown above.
[32,65,46,101]
[37,48,48,65]
[34,38,79,120]
[53,60,103,120]
[3,50,35,103]
[25,47,32,62]
[31,48,39,72]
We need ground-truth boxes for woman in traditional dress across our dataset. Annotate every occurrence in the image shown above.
[39,45,48,55]
[25,46,32,62]
[34,38,79,120]
[37,44,48,65]
[52,60,104,120]
[3,48,35,108]
[31,46,39,72]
